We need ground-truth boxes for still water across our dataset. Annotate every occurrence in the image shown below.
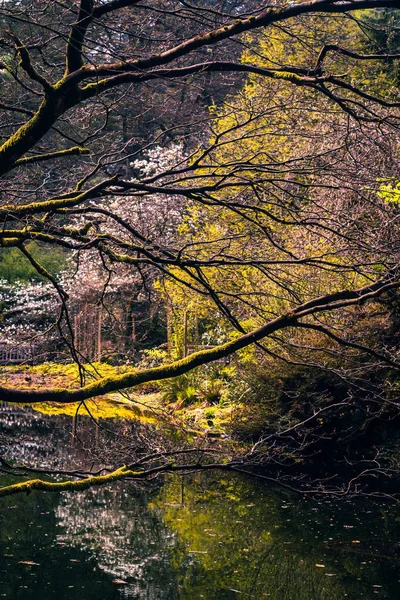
[1,405,400,599]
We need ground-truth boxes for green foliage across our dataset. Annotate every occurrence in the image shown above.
[161,362,235,408]
[377,178,400,204]
[203,406,216,419]
[139,348,170,369]
[228,358,347,440]
[198,377,225,405]
[161,374,199,407]
[0,242,66,282]
[197,366,230,405]
[361,8,400,53]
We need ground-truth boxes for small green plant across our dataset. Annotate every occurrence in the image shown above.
[204,407,216,419]
[377,178,400,204]
[161,374,198,407]
[177,385,197,406]
[198,377,225,404]
[196,363,236,405]
[139,348,169,369]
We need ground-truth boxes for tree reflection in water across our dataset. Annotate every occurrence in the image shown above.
[1,406,400,599]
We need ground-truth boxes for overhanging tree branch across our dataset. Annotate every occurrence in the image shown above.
[0,276,398,404]
[0,0,398,177]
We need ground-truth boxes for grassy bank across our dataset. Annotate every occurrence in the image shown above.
[0,362,237,437]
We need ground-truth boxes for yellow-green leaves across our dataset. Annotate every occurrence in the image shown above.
[377,179,400,204]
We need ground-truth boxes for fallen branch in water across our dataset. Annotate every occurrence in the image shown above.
[0,461,242,498]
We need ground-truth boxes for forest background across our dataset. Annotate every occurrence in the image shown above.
[1,0,400,497]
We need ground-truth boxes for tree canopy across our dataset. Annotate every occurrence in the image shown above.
[0,0,399,405]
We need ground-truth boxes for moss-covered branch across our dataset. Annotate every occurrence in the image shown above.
[0,0,396,176]
[0,176,115,216]
[0,466,133,497]
[75,0,400,84]
[0,96,60,177]
[14,146,90,168]
[0,276,398,405]
[0,462,236,498]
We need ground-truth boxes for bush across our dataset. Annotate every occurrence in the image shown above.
[161,374,199,407]
[228,359,345,440]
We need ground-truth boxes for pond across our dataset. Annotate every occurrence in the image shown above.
[1,405,400,599]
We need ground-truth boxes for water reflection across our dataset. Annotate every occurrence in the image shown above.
[153,476,400,599]
[56,486,180,598]
[1,406,400,599]
[0,402,78,468]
